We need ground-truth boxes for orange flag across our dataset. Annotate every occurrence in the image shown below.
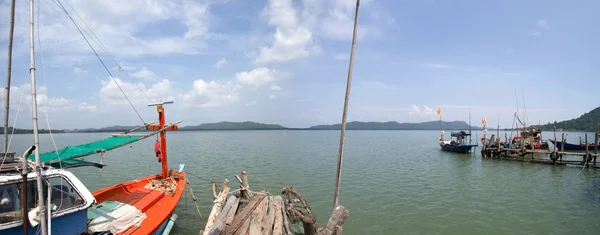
[436,107,441,115]
[482,117,487,125]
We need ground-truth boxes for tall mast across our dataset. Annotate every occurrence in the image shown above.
[29,0,48,234]
[333,0,360,209]
[4,0,15,152]
[149,101,174,179]
[468,104,471,144]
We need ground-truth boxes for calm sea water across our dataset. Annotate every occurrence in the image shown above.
[5,130,600,234]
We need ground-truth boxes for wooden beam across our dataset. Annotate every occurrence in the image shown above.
[224,190,267,235]
[206,194,240,235]
[204,179,230,233]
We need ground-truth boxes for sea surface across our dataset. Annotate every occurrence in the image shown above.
[5,130,600,234]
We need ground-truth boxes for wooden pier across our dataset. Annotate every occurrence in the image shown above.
[199,171,349,235]
[481,131,600,168]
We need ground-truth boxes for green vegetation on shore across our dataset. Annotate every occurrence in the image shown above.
[1,127,65,134]
[533,107,600,132]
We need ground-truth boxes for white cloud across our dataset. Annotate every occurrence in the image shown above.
[254,0,322,63]
[408,105,435,117]
[0,83,94,114]
[129,67,156,79]
[268,84,282,91]
[214,58,228,68]
[1,0,213,62]
[537,19,550,30]
[179,80,240,108]
[98,77,173,106]
[235,67,290,87]
[269,94,276,99]
[73,67,88,74]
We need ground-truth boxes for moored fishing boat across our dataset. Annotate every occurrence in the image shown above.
[548,139,600,151]
[0,0,188,234]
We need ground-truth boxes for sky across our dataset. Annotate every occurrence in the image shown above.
[0,0,598,129]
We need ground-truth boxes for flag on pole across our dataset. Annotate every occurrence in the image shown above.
[482,117,487,125]
[436,107,441,115]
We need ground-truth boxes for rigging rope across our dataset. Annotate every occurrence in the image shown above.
[37,0,63,171]
[61,0,153,101]
[51,0,146,125]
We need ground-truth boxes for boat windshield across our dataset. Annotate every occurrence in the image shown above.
[0,175,87,226]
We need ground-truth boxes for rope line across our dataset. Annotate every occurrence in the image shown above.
[51,0,146,125]
[61,0,152,101]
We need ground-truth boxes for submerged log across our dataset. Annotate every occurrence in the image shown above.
[318,205,349,235]
[204,179,230,233]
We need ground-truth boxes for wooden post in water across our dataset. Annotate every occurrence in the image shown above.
[561,133,565,162]
[585,133,589,166]
[241,171,251,199]
[333,0,360,210]
[592,132,598,164]
[553,125,557,153]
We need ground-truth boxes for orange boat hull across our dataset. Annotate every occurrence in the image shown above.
[91,170,187,235]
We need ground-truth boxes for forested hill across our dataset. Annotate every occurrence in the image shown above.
[180,121,287,130]
[534,107,600,132]
[307,120,479,130]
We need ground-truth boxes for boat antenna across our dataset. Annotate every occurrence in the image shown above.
[333,0,360,210]
[496,110,500,139]
[4,0,15,152]
[29,0,48,234]
[521,88,529,127]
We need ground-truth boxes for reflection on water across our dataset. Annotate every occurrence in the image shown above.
[5,130,600,234]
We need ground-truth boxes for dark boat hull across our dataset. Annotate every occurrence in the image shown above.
[440,143,477,153]
[549,139,600,151]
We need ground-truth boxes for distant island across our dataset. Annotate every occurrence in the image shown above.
[533,106,600,132]
[7,106,599,133]
[1,127,65,134]
[2,120,483,134]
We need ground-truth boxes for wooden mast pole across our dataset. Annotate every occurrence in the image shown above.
[29,0,48,233]
[149,101,174,179]
[333,0,360,209]
[4,0,15,152]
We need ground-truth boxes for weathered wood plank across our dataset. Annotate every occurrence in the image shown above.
[224,190,267,235]
[233,216,252,235]
[262,197,276,235]
[279,196,293,235]
[248,196,267,234]
[203,179,231,233]
[207,195,239,235]
[271,197,284,235]
[319,205,349,235]
[225,197,240,226]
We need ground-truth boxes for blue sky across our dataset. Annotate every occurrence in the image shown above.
[0,0,598,129]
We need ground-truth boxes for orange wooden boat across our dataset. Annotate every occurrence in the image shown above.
[87,101,186,235]
[3,102,188,235]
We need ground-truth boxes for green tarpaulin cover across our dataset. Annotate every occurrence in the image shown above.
[29,135,142,164]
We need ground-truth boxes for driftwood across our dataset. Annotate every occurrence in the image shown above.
[224,190,267,235]
[206,194,239,235]
[262,196,276,234]
[318,205,349,235]
[203,179,230,233]
[271,196,284,235]
[201,171,350,235]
